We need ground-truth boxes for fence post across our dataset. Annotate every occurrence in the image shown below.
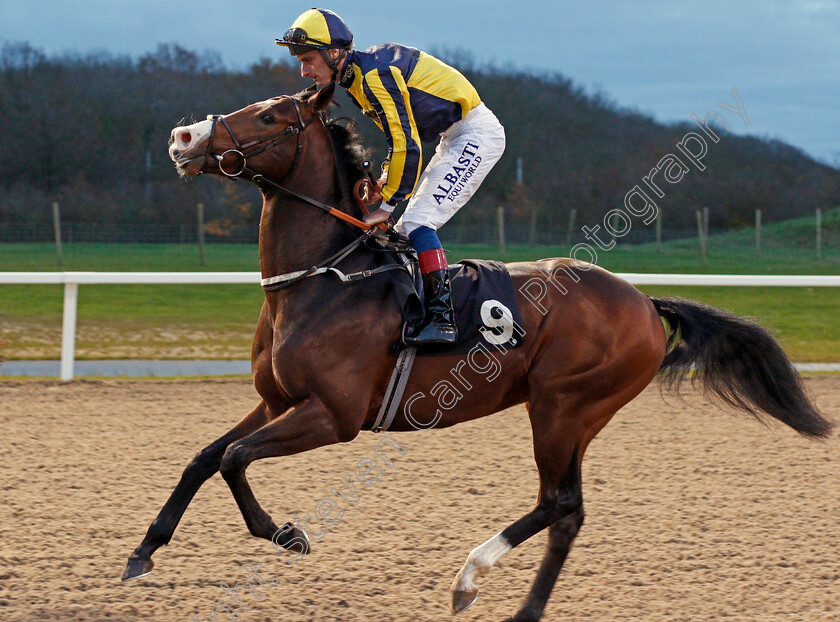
[755,209,761,256]
[703,206,709,242]
[52,201,63,267]
[816,208,822,258]
[145,150,152,207]
[497,206,506,260]
[696,210,707,264]
[655,211,662,250]
[197,202,206,266]
[528,207,538,245]
[60,282,78,381]
[565,208,576,246]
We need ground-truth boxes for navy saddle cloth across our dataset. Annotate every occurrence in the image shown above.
[400,259,525,357]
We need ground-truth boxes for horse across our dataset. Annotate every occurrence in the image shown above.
[122,83,833,622]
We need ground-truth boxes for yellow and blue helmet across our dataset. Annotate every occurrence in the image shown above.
[276,8,353,55]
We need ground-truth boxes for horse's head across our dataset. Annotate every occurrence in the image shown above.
[169,83,335,180]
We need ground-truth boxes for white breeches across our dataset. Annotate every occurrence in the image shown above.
[395,103,506,236]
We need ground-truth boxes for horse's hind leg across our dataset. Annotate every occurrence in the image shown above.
[505,507,585,622]
[451,399,584,618]
[122,400,273,581]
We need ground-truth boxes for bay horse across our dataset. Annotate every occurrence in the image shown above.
[123,83,833,621]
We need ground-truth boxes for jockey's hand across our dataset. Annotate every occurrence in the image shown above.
[362,207,393,226]
[366,176,387,205]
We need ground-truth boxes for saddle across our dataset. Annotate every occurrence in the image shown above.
[354,178,525,357]
[353,180,525,433]
[367,244,526,432]
[395,256,525,357]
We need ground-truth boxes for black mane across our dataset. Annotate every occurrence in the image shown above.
[290,88,371,187]
[325,116,372,190]
[292,88,372,213]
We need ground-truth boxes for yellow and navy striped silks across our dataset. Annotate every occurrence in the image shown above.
[338,43,481,206]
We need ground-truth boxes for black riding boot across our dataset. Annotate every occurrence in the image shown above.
[405,269,458,345]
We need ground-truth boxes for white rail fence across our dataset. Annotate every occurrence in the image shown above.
[2,271,840,380]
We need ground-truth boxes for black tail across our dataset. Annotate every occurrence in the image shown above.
[651,296,834,439]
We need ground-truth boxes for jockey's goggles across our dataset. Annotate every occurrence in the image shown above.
[276,27,331,50]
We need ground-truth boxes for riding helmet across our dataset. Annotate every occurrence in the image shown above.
[276,8,353,55]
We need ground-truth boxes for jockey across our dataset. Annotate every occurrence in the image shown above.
[277,8,506,346]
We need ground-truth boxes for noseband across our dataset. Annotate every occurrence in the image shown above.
[205,95,307,178]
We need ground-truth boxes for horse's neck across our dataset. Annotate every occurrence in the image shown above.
[257,132,362,281]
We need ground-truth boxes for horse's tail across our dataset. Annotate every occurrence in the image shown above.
[650,296,833,439]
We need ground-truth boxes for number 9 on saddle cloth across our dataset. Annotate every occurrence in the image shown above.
[391,257,525,356]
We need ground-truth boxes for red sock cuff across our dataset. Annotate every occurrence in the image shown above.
[418,248,448,273]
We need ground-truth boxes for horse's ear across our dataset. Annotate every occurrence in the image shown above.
[306,82,336,113]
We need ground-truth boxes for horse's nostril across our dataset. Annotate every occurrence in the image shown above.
[181,131,192,146]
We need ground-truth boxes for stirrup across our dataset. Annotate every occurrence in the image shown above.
[400,320,415,345]
[404,321,457,346]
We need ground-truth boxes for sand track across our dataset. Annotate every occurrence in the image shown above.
[0,376,838,621]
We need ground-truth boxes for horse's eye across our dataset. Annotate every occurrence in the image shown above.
[261,113,274,124]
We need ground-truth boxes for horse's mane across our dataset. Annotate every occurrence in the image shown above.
[324,116,371,190]
[292,88,371,213]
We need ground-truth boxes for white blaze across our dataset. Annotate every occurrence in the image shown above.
[170,119,215,155]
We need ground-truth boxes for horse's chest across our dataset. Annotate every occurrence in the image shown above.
[267,325,338,387]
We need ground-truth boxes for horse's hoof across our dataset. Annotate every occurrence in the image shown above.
[121,555,154,581]
[273,522,312,555]
[451,588,479,614]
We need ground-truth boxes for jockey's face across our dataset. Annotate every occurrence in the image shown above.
[296,49,338,86]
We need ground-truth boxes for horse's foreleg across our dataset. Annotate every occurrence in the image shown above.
[218,397,352,547]
[121,400,272,581]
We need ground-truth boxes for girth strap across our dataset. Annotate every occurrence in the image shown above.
[371,346,418,433]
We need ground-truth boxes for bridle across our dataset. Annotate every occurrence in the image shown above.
[205,94,307,178]
[199,94,385,234]
[196,93,400,292]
